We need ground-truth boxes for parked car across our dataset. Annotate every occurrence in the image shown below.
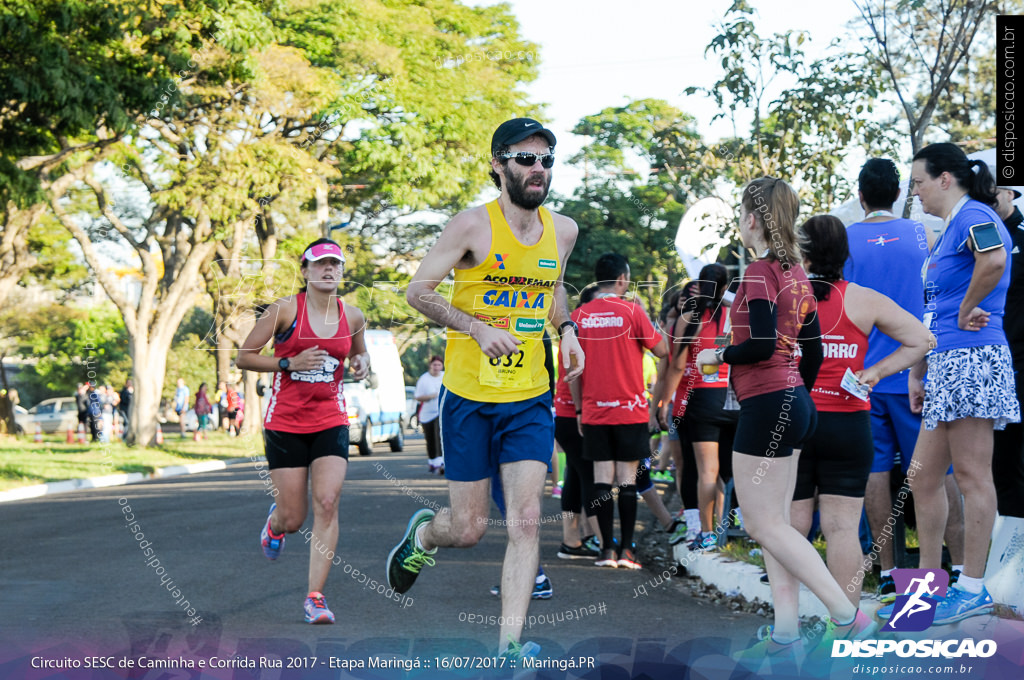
[345,330,407,455]
[12,405,29,435]
[21,397,79,434]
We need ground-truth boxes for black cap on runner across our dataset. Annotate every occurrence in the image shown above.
[491,118,556,156]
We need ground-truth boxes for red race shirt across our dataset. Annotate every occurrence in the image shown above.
[690,307,731,389]
[553,358,576,418]
[264,293,352,433]
[729,259,816,401]
[574,295,660,425]
[811,281,870,412]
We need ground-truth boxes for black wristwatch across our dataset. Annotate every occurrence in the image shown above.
[278,357,291,372]
[558,320,579,338]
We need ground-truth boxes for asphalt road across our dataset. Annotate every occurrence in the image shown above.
[0,432,763,677]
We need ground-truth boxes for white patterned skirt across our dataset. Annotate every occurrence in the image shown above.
[923,345,1021,431]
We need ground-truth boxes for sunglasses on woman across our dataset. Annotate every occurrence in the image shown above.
[498,152,555,169]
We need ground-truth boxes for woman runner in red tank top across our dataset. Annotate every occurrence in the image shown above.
[791,216,933,606]
[236,238,369,625]
[652,264,738,551]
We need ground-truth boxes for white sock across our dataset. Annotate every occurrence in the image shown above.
[684,508,700,525]
[414,524,436,553]
[771,632,800,645]
[880,568,894,578]
[956,574,984,594]
[952,564,964,573]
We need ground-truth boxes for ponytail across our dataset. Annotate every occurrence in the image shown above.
[966,159,998,204]
[798,215,848,302]
[913,143,997,206]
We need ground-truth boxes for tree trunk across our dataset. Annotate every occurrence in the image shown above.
[127,337,171,447]
[240,369,263,437]
[217,334,232,386]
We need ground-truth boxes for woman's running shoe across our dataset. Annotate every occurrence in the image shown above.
[595,549,619,568]
[260,503,285,560]
[732,625,804,674]
[932,585,993,625]
[303,591,335,624]
[617,547,642,570]
[689,531,718,553]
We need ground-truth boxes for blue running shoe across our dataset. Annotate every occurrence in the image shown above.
[689,531,718,553]
[875,600,895,619]
[490,576,553,599]
[303,591,335,624]
[932,585,993,625]
[386,509,437,593]
[260,503,285,560]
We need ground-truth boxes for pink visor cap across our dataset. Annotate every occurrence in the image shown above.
[303,243,346,264]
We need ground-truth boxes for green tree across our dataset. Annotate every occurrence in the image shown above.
[0,304,130,403]
[553,100,720,313]
[0,0,213,309]
[698,0,892,211]
[20,0,542,444]
[853,0,992,154]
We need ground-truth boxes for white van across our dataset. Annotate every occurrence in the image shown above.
[344,329,407,455]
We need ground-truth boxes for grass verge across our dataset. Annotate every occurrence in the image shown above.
[0,431,261,492]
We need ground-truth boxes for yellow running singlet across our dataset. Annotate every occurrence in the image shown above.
[443,200,561,403]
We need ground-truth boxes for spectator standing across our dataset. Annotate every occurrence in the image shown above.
[570,253,667,570]
[226,383,240,437]
[415,356,445,473]
[174,378,190,438]
[989,167,1024,521]
[888,144,1018,625]
[195,383,212,432]
[845,158,964,599]
[119,379,133,441]
[215,381,228,430]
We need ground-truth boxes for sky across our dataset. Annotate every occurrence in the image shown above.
[476,0,863,193]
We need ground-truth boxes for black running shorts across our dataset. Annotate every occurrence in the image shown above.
[264,425,350,469]
[582,422,648,462]
[733,386,817,459]
[793,410,873,500]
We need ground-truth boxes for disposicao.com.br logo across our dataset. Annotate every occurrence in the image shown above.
[832,568,997,660]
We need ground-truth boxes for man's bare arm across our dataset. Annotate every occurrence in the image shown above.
[550,214,584,380]
[406,211,521,358]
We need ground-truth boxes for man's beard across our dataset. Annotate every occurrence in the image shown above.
[504,169,551,209]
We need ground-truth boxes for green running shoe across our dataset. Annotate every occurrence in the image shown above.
[386,508,437,594]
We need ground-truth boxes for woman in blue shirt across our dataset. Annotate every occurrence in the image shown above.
[894,142,1019,625]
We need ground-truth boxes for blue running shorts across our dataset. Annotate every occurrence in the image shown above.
[439,386,554,482]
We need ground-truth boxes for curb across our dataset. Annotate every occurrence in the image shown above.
[673,542,879,619]
[0,458,253,503]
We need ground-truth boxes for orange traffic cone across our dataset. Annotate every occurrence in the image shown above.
[34,423,43,443]
[66,425,75,444]
[77,423,87,444]
[155,427,164,445]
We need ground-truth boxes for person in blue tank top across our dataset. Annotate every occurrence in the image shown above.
[844,158,964,602]
[897,143,1020,625]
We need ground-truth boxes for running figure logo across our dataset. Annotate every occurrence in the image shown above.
[883,569,949,632]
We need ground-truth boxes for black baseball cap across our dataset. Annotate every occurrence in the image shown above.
[491,118,556,156]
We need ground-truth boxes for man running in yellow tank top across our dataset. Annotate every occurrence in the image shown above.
[387,118,585,658]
